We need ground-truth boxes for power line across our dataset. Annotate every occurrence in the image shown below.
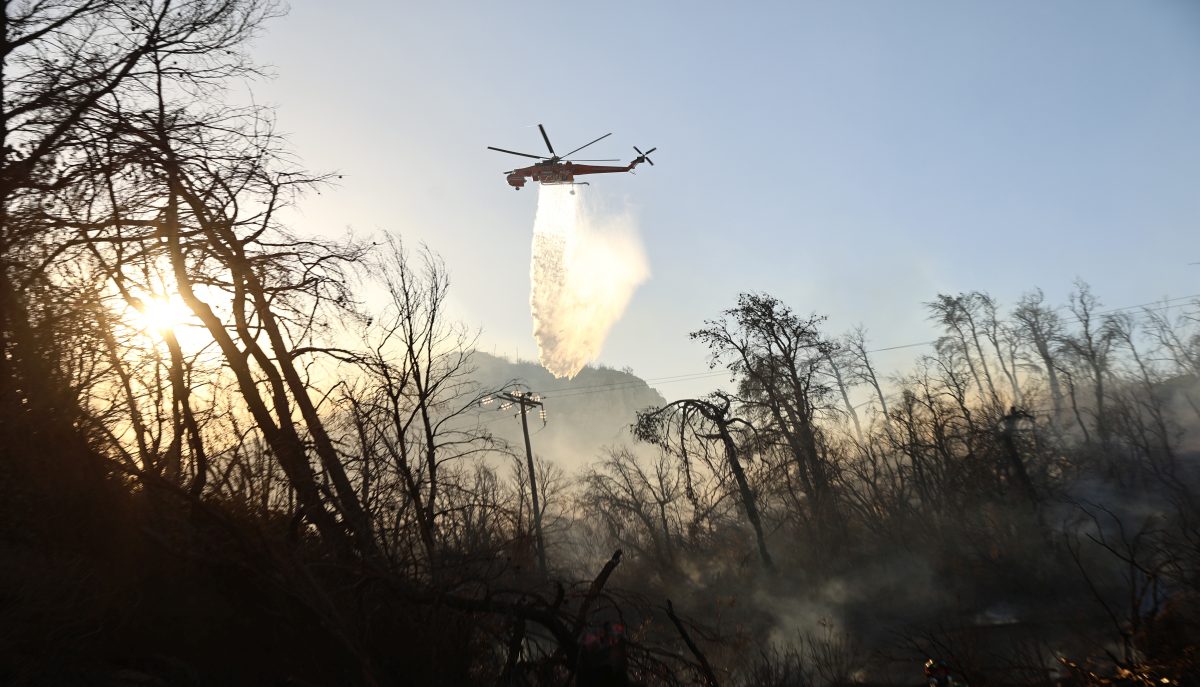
[519,292,1200,401]
[858,293,1200,356]
[868,340,935,353]
[536,369,729,400]
[1090,293,1198,318]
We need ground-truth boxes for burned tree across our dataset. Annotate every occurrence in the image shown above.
[1013,288,1067,427]
[691,293,843,545]
[927,292,1001,408]
[635,393,774,571]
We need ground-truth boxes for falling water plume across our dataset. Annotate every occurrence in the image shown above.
[530,184,649,378]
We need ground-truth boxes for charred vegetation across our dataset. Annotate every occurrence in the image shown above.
[1,2,1198,686]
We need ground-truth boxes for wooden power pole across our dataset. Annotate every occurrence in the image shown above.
[497,391,547,575]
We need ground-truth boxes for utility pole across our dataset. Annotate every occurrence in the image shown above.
[496,391,547,575]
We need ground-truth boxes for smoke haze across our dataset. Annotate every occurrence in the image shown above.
[530,184,648,378]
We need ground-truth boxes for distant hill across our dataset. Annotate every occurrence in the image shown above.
[468,352,667,472]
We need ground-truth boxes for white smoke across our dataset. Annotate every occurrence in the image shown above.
[530,184,649,378]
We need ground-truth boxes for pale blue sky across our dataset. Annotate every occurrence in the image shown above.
[252,1,1200,398]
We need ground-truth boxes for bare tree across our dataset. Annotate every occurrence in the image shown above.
[691,293,842,544]
[825,344,865,445]
[581,446,688,570]
[927,293,1000,407]
[348,237,494,573]
[1061,280,1116,446]
[843,326,889,419]
[978,292,1023,404]
[1013,288,1067,427]
[636,393,774,571]
[0,0,281,494]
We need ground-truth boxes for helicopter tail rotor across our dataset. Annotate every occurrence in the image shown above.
[633,146,657,166]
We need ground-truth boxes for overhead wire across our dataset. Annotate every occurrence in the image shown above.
[512,292,1200,402]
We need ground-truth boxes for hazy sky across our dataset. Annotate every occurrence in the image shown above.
[250,1,1200,399]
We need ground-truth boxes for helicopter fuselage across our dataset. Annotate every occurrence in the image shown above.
[504,159,640,190]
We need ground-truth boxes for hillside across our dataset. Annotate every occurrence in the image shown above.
[468,352,667,471]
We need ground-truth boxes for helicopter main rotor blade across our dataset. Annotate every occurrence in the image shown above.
[561,132,612,159]
[566,159,621,162]
[538,124,556,156]
[488,146,547,160]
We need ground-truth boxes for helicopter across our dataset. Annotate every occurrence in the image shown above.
[488,124,656,190]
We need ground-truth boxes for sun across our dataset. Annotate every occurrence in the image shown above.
[130,295,192,335]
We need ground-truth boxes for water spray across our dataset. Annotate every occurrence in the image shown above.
[529,184,649,378]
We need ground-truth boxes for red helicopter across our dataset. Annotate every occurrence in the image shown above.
[488,124,655,190]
